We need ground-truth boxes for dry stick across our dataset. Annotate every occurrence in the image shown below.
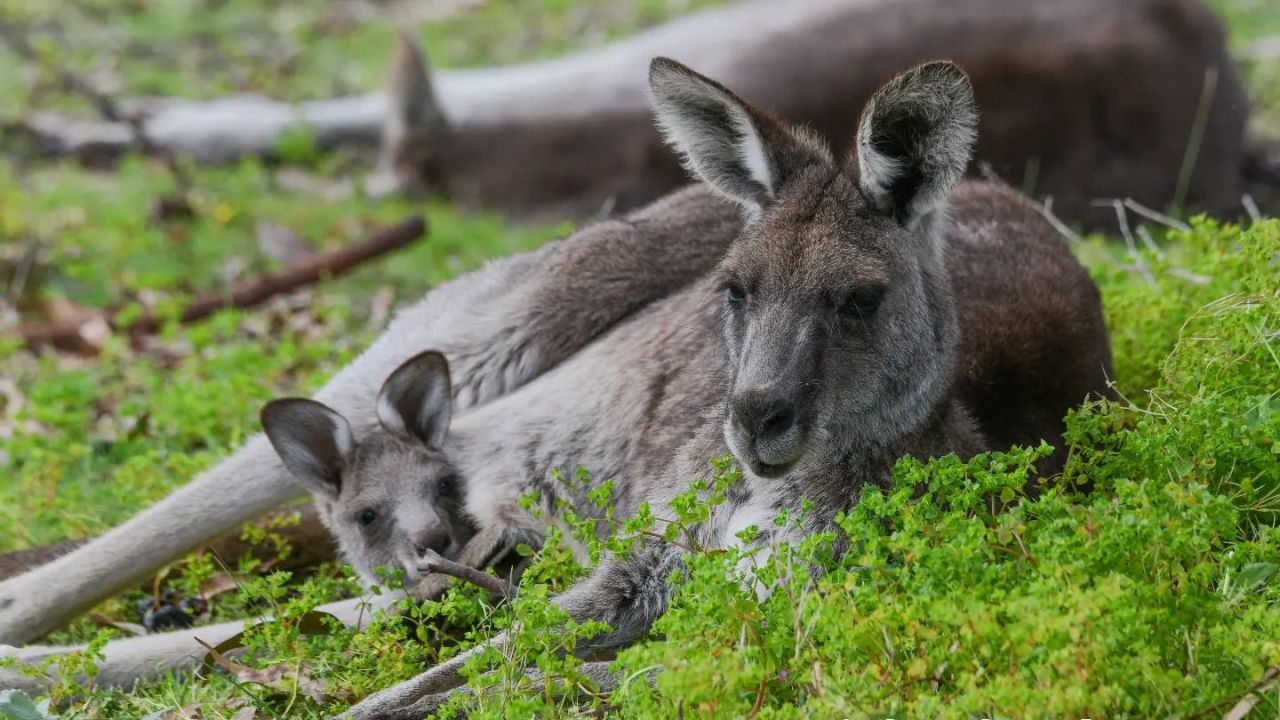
[1035,196,1083,245]
[8,215,427,352]
[1098,199,1155,287]
[418,549,516,600]
[1121,197,1191,233]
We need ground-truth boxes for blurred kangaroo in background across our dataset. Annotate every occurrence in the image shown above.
[373,0,1248,227]
[338,57,1114,717]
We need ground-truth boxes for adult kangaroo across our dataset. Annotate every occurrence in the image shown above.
[344,57,1113,718]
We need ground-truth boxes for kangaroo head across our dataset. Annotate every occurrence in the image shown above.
[260,351,474,586]
[650,58,977,479]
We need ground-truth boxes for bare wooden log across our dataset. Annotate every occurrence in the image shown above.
[0,505,336,583]
[5,215,426,353]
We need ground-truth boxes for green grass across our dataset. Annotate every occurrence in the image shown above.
[0,0,1278,717]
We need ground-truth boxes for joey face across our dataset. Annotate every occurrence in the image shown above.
[650,58,977,478]
[261,351,476,588]
[316,434,472,586]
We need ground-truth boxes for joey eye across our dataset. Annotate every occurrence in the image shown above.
[841,287,886,319]
[436,475,458,500]
[723,282,747,306]
[357,509,378,528]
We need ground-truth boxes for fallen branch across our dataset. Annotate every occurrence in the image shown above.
[418,549,516,600]
[7,215,426,353]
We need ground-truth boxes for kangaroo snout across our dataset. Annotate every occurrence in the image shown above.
[730,387,804,477]
[412,527,452,558]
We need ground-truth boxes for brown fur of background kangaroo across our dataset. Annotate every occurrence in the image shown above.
[379,0,1248,227]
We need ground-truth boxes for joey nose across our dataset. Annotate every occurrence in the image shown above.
[413,529,450,558]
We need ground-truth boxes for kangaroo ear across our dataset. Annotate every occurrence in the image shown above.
[369,31,449,198]
[648,56,829,218]
[853,61,978,228]
[261,399,354,499]
[377,351,452,450]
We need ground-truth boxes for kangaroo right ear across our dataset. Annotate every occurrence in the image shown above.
[260,399,354,499]
[852,61,977,228]
[648,57,830,218]
[377,351,452,450]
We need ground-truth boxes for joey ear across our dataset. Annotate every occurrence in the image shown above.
[260,399,354,499]
[377,351,452,450]
[853,61,978,227]
[648,56,829,217]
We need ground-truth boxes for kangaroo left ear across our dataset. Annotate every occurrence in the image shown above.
[377,351,452,450]
[648,56,830,218]
[853,61,978,228]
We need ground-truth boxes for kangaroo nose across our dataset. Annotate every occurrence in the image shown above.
[733,391,797,442]
[413,529,450,558]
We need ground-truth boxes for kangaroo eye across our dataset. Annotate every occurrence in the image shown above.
[841,287,885,318]
[723,282,747,306]
[357,509,378,528]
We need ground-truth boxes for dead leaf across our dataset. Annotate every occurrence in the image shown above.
[255,219,315,266]
[228,708,258,720]
[86,612,147,637]
[42,297,97,326]
[77,315,112,353]
[197,571,244,600]
[196,637,329,704]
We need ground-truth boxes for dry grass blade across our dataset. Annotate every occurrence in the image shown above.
[1122,197,1191,232]
[1222,667,1279,720]
[195,637,329,703]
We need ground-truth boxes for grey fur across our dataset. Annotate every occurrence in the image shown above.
[341,59,1110,719]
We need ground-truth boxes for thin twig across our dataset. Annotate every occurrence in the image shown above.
[1166,268,1213,285]
[1136,225,1164,260]
[418,549,516,599]
[8,215,427,353]
[1104,199,1155,287]
[1035,196,1083,245]
[1122,197,1191,232]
